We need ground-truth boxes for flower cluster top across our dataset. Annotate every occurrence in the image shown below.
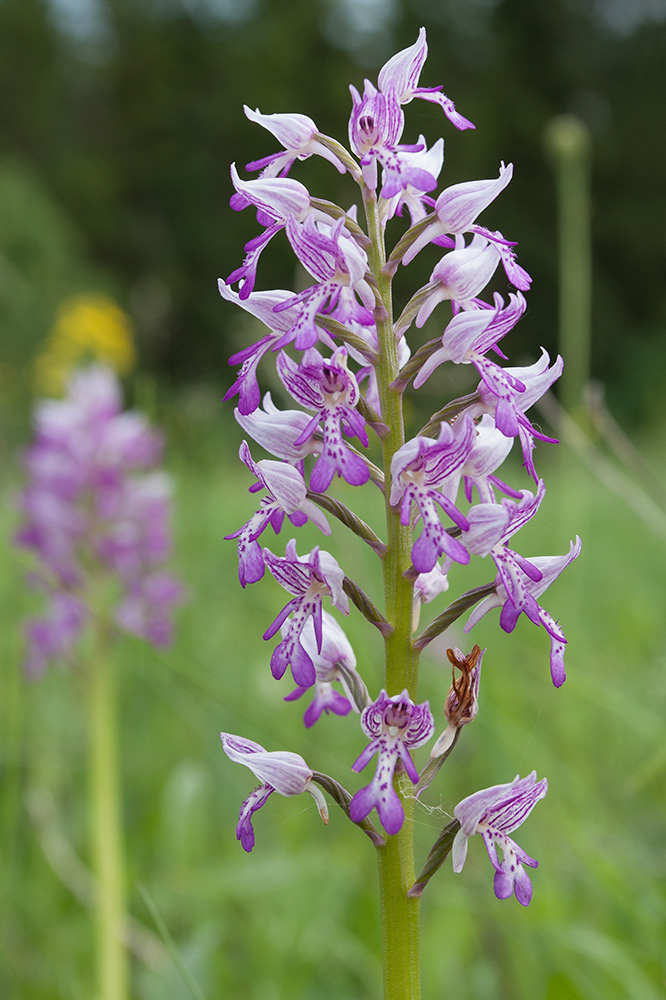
[219,28,580,906]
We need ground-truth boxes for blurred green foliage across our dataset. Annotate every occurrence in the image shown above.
[0,0,665,420]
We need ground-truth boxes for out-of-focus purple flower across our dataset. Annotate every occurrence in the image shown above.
[452,772,548,905]
[221,732,328,852]
[262,541,349,688]
[16,365,183,676]
[465,536,582,687]
[350,690,434,835]
[23,592,87,680]
[283,612,359,727]
[225,441,331,587]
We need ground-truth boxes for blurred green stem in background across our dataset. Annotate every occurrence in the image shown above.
[545,115,593,418]
[88,621,129,1000]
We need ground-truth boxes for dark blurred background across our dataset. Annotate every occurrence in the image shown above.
[1,0,665,425]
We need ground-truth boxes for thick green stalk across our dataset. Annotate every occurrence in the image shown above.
[364,191,422,1000]
[89,624,129,1000]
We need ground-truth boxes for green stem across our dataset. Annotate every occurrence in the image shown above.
[89,623,129,1000]
[364,189,422,1000]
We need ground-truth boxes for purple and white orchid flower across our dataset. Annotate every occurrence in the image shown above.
[277,347,370,492]
[452,771,548,905]
[243,105,347,179]
[221,733,328,853]
[225,441,331,587]
[350,690,434,835]
[390,415,476,572]
[262,541,349,688]
[465,536,582,687]
[402,162,514,264]
[283,611,360,727]
[474,348,564,479]
[377,27,475,131]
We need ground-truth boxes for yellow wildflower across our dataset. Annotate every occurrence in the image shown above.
[35,293,137,394]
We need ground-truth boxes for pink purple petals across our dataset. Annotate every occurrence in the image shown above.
[350,690,434,835]
[262,542,349,687]
[452,772,547,905]
[225,441,331,586]
[377,27,475,131]
[465,536,582,687]
[16,365,183,676]
[221,733,328,852]
[277,347,370,491]
[390,416,476,572]
[283,612,358,726]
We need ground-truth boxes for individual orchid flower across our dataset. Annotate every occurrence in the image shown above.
[382,135,445,224]
[465,536,582,687]
[461,480,547,616]
[242,106,347,178]
[390,415,476,572]
[277,347,370,492]
[402,162,514,264]
[272,215,374,350]
[262,541,349,688]
[218,281,322,415]
[411,235,502,327]
[452,772,548,905]
[284,612,363,727]
[377,26,475,131]
[430,645,484,757]
[349,690,435,835]
[474,348,563,479]
[221,733,328,853]
[412,292,527,397]
[227,168,314,300]
[348,79,438,200]
[225,441,331,587]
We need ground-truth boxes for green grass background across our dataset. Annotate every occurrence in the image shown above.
[2,409,665,1000]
